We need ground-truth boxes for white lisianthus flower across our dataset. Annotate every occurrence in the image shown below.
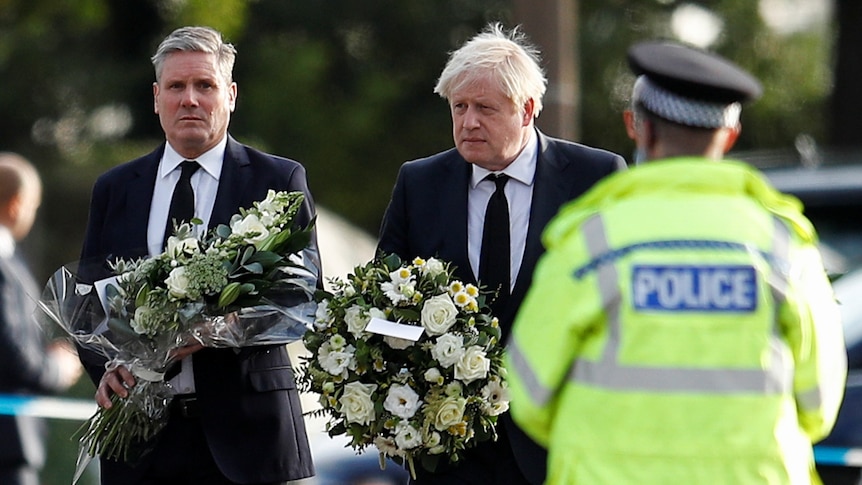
[384,383,422,419]
[165,266,190,299]
[328,334,348,351]
[374,436,404,457]
[344,305,370,337]
[421,294,459,336]
[318,341,356,377]
[480,377,510,416]
[444,381,463,397]
[231,213,270,247]
[394,422,423,450]
[166,236,200,259]
[339,381,378,425]
[431,333,465,368]
[454,346,490,384]
[256,190,280,226]
[425,431,446,455]
[314,299,330,331]
[433,396,467,431]
[424,367,444,385]
[422,257,446,277]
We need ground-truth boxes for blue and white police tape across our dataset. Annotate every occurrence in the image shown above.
[814,446,862,467]
[0,394,96,420]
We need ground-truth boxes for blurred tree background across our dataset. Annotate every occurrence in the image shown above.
[0,0,848,483]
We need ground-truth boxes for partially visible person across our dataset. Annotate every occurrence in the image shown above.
[377,22,626,485]
[78,26,318,484]
[506,40,847,484]
[0,152,82,485]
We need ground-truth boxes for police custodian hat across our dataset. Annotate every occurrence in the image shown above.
[628,41,762,129]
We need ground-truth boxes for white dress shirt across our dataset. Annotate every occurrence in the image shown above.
[468,129,538,292]
[148,137,226,394]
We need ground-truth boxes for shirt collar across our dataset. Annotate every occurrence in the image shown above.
[0,225,14,258]
[160,136,227,180]
[470,128,538,188]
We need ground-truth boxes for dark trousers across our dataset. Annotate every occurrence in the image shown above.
[99,411,288,485]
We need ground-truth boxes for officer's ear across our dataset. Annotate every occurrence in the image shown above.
[719,124,741,154]
[623,110,637,141]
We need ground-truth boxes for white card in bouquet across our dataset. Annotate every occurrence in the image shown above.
[92,276,120,335]
[365,317,425,341]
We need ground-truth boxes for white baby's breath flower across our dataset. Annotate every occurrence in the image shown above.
[384,383,422,419]
[431,333,465,368]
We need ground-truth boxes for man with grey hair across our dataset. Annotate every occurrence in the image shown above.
[378,22,625,484]
[78,26,319,484]
[0,153,82,485]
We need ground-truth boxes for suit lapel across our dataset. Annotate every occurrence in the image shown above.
[441,155,474,284]
[210,136,251,228]
[513,131,571,299]
[125,148,162,256]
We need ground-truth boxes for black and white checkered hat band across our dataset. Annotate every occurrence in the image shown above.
[633,76,741,129]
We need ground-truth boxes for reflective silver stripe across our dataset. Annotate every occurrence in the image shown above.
[570,214,793,395]
[507,338,555,407]
[797,385,824,411]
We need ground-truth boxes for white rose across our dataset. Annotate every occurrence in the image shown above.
[339,381,378,425]
[164,266,190,299]
[433,396,467,431]
[384,383,422,419]
[431,333,464,368]
[166,236,200,259]
[421,294,458,336]
[130,305,153,335]
[344,305,370,337]
[231,213,270,247]
[422,258,446,277]
[454,346,490,384]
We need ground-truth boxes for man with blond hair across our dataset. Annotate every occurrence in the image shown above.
[378,23,625,484]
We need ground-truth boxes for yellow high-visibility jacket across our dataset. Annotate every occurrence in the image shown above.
[506,158,847,485]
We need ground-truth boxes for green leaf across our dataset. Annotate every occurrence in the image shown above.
[218,282,242,308]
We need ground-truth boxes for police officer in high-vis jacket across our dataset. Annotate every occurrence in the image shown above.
[505,41,847,484]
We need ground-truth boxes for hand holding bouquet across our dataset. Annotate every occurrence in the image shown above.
[39,190,318,480]
[298,254,509,478]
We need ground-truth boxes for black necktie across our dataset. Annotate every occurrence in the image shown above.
[479,173,510,313]
[164,160,200,248]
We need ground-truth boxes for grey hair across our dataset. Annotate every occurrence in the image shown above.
[151,26,237,85]
[0,152,40,204]
[434,22,547,116]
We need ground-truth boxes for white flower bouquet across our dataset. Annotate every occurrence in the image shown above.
[38,190,318,478]
[298,254,509,478]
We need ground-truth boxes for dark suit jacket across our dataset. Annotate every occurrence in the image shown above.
[0,250,65,473]
[78,136,319,484]
[377,129,626,484]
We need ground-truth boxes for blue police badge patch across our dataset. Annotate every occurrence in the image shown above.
[632,265,757,312]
